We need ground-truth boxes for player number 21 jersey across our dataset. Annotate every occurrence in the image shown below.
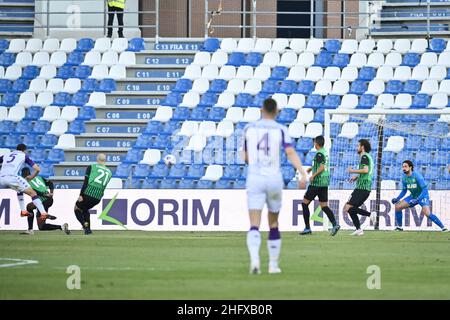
[85,164,112,200]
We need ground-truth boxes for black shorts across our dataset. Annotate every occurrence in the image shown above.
[304,186,328,202]
[347,189,371,208]
[76,194,101,212]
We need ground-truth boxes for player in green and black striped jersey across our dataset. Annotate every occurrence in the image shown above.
[300,136,340,236]
[343,139,377,236]
[21,167,70,235]
[74,153,112,235]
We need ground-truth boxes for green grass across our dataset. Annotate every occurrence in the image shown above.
[0,230,449,299]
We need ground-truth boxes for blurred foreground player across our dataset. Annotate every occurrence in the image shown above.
[75,154,112,235]
[392,160,447,232]
[21,167,70,235]
[0,144,48,220]
[242,98,307,274]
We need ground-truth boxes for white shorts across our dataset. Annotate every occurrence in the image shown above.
[246,173,284,212]
[0,175,31,193]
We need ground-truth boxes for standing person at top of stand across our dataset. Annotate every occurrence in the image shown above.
[107,0,126,38]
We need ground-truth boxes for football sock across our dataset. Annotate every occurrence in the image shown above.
[31,196,46,215]
[429,213,445,229]
[83,210,91,228]
[74,208,85,226]
[302,203,311,229]
[247,227,261,265]
[395,211,403,227]
[17,193,25,211]
[322,206,337,226]
[348,207,361,229]
[267,228,281,268]
[40,224,62,231]
[27,213,34,230]
[355,208,371,217]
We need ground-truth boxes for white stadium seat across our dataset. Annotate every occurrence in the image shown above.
[330,114,349,124]
[201,165,223,182]
[28,78,47,93]
[110,38,129,53]
[185,134,207,152]
[384,52,402,67]
[15,52,32,66]
[357,39,376,54]
[118,51,136,66]
[339,94,358,109]
[339,39,358,54]
[253,65,271,81]
[393,94,412,109]
[190,78,209,94]
[286,94,305,110]
[59,38,77,52]
[348,52,367,68]
[46,78,64,93]
[279,52,298,67]
[32,52,50,67]
[6,106,25,122]
[262,51,280,67]
[366,52,384,68]
[224,107,244,123]
[215,92,235,109]
[90,65,109,80]
[331,80,349,95]
[224,79,244,95]
[48,119,68,136]
[375,66,394,82]
[0,107,7,121]
[393,39,411,54]
[305,66,323,81]
[366,79,385,96]
[192,52,211,67]
[313,80,332,95]
[305,39,323,54]
[4,65,22,80]
[60,106,78,121]
[139,149,161,165]
[235,65,254,80]
[429,65,446,81]
[0,66,4,78]
[340,66,358,81]
[303,122,323,138]
[101,51,119,66]
[437,51,450,67]
[419,79,439,95]
[198,121,217,137]
[438,79,450,94]
[25,39,43,53]
[410,39,428,53]
[64,78,81,94]
[40,106,60,122]
[237,38,255,53]
[297,52,315,67]
[182,65,201,80]
[93,38,111,53]
[220,38,237,53]
[376,39,393,54]
[36,92,53,106]
[152,106,173,122]
[323,67,341,81]
[375,94,394,109]
[286,65,306,81]
[7,39,25,53]
[243,107,261,122]
[419,52,438,67]
[253,38,272,53]
[179,92,200,108]
[429,92,448,109]
[16,91,36,108]
[218,65,236,81]
[411,65,429,81]
[272,93,288,109]
[271,38,289,52]
[83,51,101,66]
[215,121,234,137]
[338,122,359,139]
[288,121,305,138]
[243,79,262,95]
[109,65,126,80]
[290,39,307,53]
[54,134,76,150]
[393,66,411,81]
[106,177,123,189]
[296,108,314,124]
[49,51,67,67]
[210,51,228,66]
[88,92,106,107]
[177,121,199,137]
[384,136,404,153]
[201,65,219,80]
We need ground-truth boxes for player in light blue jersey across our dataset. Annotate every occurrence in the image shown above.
[392,160,447,232]
[243,98,307,275]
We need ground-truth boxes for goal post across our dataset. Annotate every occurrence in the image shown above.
[323,108,450,230]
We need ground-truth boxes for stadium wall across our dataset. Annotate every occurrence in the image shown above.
[0,190,448,231]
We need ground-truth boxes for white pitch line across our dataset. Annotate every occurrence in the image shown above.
[0,258,39,268]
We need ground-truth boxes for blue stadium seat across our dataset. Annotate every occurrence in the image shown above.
[0,93,18,107]
[297,80,315,95]
[142,177,160,189]
[435,180,448,190]
[201,38,220,52]
[276,108,297,123]
[332,53,349,68]
[234,93,253,107]
[172,106,190,121]
[22,66,40,80]
[215,179,232,189]
[162,92,182,107]
[114,163,132,179]
[434,153,447,165]
[380,151,396,166]
[37,134,58,149]
[123,149,142,164]
[74,65,92,79]
[357,67,376,81]
[67,120,85,134]
[0,79,12,93]
[173,79,192,93]
[0,120,14,134]
[197,180,213,189]
[405,136,423,150]
[29,148,46,163]
[39,163,54,178]
[314,52,333,67]
[349,80,367,95]
[261,80,280,94]
[415,151,433,165]
[14,120,32,134]
[71,92,89,106]
[431,122,448,135]
[46,149,65,163]
[56,65,74,79]
[314,109,325,122]
[330,123,340,137]
[385,80,403,94]
[0,39,8,52]
[77,106,95,120]
[187,164,205,179]
[296,137,313,152]
[189,106,209,121]
[75,38,94,52]
[11,78,29,93]
[134,135,153,149]
[281,166,296,184]
[323,95,340,109]
[401,53,420,67]
[423,136,441,150]
[178,179,195,189]
[278,80,298,94]
[411,94,429,109]
[233,179,246,189]
[245,52,262,67]
[198,92,217,107]
[403,80,420,94]
[66,51,84,66]
[286,180,298,189]
[22,134,38,148]
[24,106,43,120]
[208,106,226,121]
[226,52,246,67]
[150,163,169,178]
[52,92,72,106]
[429,38,446,53]
[0,52,15,67]
[134,164,151,178]
[127,38,145,52]
[325,39,341,53]
[252,92,270,107]
[208,79,227,93]
[32,120,51,134]
[153,135,171,149]
[222,164,240,180]
[144,121,164,135]
[98,78,116,93]
[304,94,323,109]
[269,66,289,80]
[162,121,181,135]
[80,78,98,93]
[124,178,141,189]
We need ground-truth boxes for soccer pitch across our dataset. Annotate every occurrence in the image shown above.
[0,231,449,300]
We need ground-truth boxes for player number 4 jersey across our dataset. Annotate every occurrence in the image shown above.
[85,164,112,199]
